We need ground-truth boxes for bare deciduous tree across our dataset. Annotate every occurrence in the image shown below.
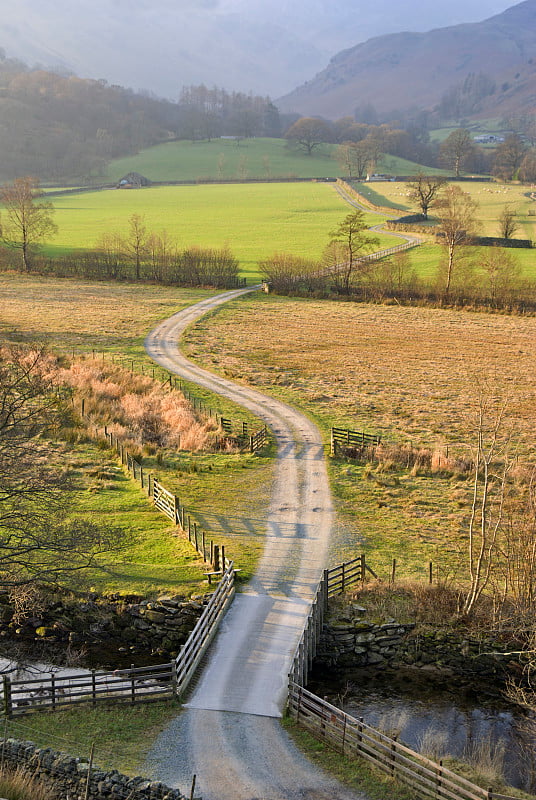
[408,173,447,219]
[0,177,57,271]
[462,395,513,617]
[498,205,519,240]
[439,129,475,177]
[0,345,123,587]
[435,185,478,295]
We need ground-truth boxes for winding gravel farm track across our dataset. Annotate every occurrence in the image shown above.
[144,287,365,800]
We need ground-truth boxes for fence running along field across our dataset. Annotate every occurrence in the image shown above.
[2,663,175,717]
[330,426,382,457]
[175,561,235,698]
[103,427,234,578]
[287,685,518,800]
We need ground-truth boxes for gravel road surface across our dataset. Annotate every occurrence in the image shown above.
[144,288,368,800]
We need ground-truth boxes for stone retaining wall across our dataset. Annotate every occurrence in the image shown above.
[0,591,210,664]
[317,616,526,683]
[1,738,186,800]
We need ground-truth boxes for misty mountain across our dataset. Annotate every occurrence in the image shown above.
[278,0,536,120]
[0,0,513,98]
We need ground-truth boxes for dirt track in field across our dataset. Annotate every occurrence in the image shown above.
[144,287,366,800]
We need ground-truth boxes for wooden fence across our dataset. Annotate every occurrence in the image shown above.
[287,557,519,800]
[1,563,237,716]
[175,561,235,697]
[326,555,378,596]
[2,662,175,717]
[288,557,377,687]
[287,684,518,800]
[102,428,232,577]
[330,426,382,456]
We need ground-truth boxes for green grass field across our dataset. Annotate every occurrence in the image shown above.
[98,137,448,184]
[46,182,394,281]
[351,180,536,279]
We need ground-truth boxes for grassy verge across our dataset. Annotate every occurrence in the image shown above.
[44,436,207,597]
[281,716,415,800]
[3,702,180,776]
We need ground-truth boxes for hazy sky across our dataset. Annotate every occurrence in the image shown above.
[0,0,520,97]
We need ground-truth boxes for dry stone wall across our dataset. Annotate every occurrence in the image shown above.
[1,738,186,800]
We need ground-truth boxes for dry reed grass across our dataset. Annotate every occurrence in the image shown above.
[59,359,222,451]
[0,767,53,800]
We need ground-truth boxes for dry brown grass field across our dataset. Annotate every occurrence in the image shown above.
[184,293,536,578]
[0,273,214,353]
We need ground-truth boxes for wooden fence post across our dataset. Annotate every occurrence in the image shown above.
[429,561,433,585]
[360,553,366,582]
[214,545,220,572]
[390,734,397,776]
[50,673,56,711]
[194,523,198,552]
[435,759,443,798]
[130,665,136,705]
[84,742,95,800]
[391,558,396,584]
[91,670,96,708]
[2,676,11,718]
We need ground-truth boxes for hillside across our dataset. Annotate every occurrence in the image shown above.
[278,0,536,120]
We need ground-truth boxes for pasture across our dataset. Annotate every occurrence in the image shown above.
[46,182,393,281]
[99,136,447,184]
[357,179,536,240]
[183,292,536,577]
[353,179,536,279]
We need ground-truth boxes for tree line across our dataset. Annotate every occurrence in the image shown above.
[0,177,241,288]
[0,52,281,182]
[261,180,535,310]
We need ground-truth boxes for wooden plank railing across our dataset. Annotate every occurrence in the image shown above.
[175,561,235,698]
[288,557,378,687]
[2,663,175,717]
[326,555,378,595]
[250,425,268,453]
[287,684,518,800]
[331,426,381,456]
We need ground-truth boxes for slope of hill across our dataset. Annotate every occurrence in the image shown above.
[278,0,536,120]
[0,0,513,98]
[101,139,448,184]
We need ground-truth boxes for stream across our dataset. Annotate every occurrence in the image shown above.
[310,668,536,793]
